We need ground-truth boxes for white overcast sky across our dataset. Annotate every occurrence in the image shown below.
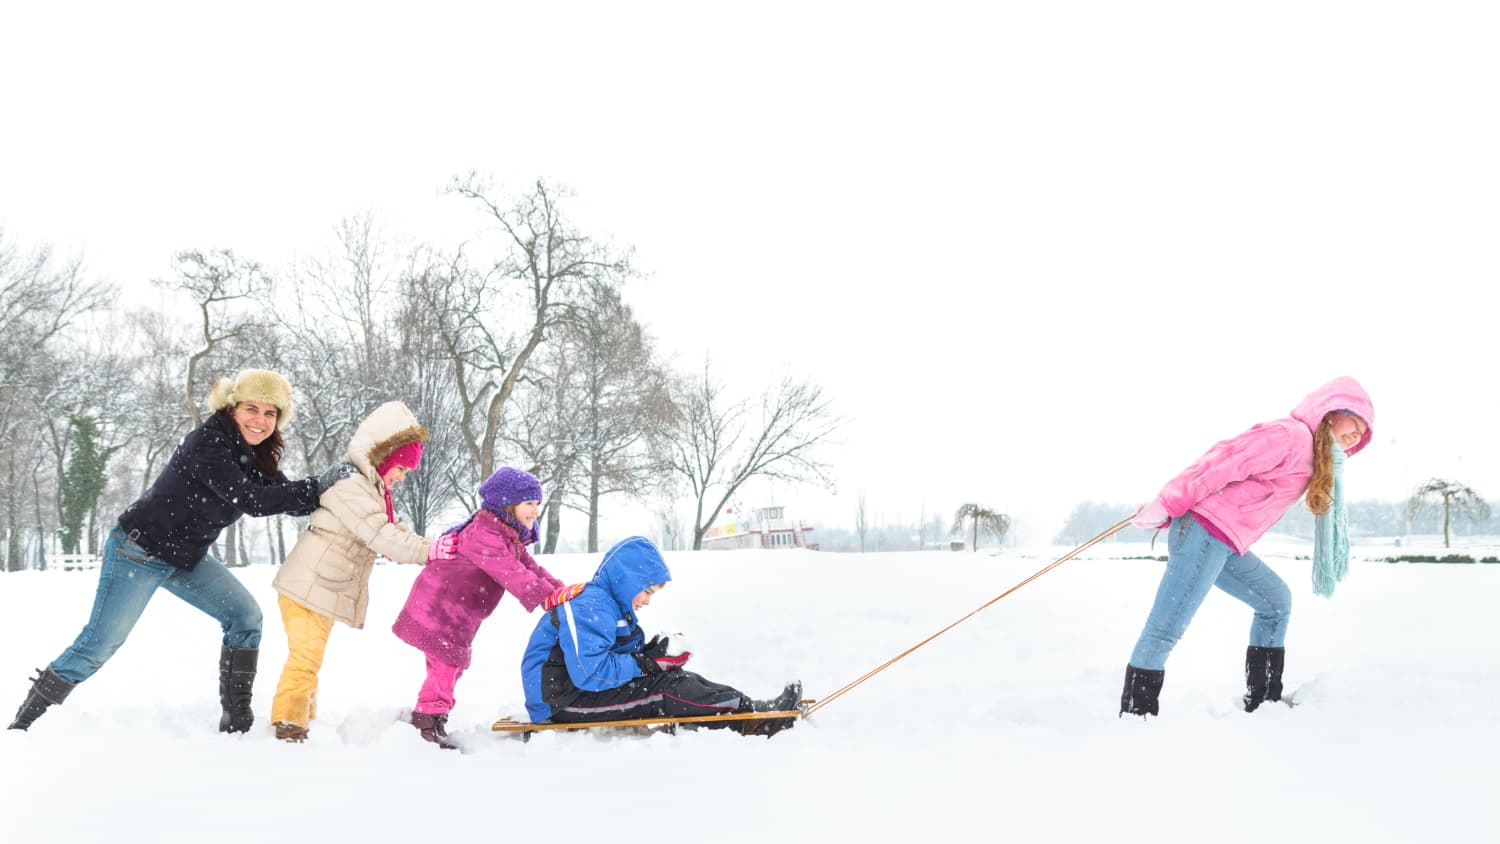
[3,2,1497,539]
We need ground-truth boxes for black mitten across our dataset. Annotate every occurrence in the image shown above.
[642,635,670,659]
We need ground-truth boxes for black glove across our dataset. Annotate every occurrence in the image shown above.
[634,653,663,675]
[314,461,359,495]
[642,635,670,660]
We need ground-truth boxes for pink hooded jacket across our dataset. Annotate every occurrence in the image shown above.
[1152,376,1374,556]
[391,509,563,669]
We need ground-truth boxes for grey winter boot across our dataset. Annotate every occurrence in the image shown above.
[8,666,77,731]
[218,646,258,733]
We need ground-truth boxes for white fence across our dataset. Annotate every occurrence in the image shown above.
[50,553,101,571]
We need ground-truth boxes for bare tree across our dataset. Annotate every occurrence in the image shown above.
[118,308,198,493]
[303,213,398,382]
[32,336,137,557]
[422,177,635,479]
[0,228,112,377]
[855,492,869,553]
[504,353,581,554]
[0,230,111,569]
[389,269,471,536]
[161,249,272,426]
[516,285,673,552]
[1408,478,1491,549]
[952,503,1011,553]
[661,359,842,550]
[273,219,413,476]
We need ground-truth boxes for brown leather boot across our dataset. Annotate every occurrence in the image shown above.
[273,721,309,743]
[411,712,460,750]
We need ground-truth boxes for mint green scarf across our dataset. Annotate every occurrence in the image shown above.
[1312,441,1349,598]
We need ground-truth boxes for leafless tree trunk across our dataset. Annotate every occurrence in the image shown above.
[507,284,670,552]
[424,176,635,479]
[952,503,1011,552]
[390,264,471,535]
[855,492,869,553]
[165,249,272,426]
[1409,478,1492,549]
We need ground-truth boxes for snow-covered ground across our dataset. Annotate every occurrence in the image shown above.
[3,535,1497,843]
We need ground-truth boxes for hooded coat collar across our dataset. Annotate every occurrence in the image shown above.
[1289,376,1374,456]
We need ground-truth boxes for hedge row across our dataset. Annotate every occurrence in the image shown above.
[1380,554,1500,564]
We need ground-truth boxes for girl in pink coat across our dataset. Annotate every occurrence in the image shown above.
[1121,376,1374,718]
[392,467,563,747]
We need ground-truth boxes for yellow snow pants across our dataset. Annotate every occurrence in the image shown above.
[270,594,335,728]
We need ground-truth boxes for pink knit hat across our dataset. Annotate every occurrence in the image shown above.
[377,441,424,476]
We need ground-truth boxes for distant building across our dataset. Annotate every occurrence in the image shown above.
[702,506,818,551]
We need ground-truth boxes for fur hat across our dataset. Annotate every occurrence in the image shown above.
[479,467,544,511]
[205,369,296,429]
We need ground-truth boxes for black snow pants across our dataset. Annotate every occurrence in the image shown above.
[547,669,748,723]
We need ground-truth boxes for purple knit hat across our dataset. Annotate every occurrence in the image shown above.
[479,467,544,511]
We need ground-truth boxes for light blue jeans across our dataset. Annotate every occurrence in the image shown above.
[1128,514,1291,671]
[49,526,263,684]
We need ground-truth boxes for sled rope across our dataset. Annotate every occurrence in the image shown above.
[804,516,1133,717]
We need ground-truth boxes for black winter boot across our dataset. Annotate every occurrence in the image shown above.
[755,681,803,713]
[8,666,77,731]
[218,646,258,733]
[740,681,802,738]
[1243,646,1285,712]
[1119,664,1165,717]
[411,712,460,750]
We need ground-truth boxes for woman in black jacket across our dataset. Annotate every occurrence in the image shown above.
[9,369,347,733]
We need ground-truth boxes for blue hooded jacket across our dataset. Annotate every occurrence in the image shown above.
[520,536,672,722]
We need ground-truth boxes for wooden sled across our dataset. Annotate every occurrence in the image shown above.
[492,703,810,737]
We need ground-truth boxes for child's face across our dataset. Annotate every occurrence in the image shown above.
[381,465,410,488]
[512,500,541,529]
[1329,413,1368,451]
[632,584,662,611]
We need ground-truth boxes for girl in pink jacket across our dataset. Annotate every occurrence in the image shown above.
[392,467,562,748]
[1120,376,1374,718]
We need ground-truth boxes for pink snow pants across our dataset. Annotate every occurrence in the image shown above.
[414,655,465,715]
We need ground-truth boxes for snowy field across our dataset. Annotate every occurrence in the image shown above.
[3,535,1497,843]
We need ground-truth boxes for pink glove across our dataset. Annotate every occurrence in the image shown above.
[427,533,457,564]
[542,583,585,611]
[1131,501,1170,530]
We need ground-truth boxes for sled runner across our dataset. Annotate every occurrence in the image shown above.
[491,704,808,736]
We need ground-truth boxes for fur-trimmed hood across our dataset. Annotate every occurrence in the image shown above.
[345,401,428,481]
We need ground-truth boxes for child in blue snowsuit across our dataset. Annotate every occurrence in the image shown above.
[520,535,801,736]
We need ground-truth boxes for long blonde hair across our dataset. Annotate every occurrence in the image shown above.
[1305,416,1336,515]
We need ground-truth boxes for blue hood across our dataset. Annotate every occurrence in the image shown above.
[591,536,671,609]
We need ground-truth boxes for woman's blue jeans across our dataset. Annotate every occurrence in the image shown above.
[1128,514,1291,671]
[49,526,263,684]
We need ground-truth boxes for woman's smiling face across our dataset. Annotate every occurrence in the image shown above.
[232,401,279,446]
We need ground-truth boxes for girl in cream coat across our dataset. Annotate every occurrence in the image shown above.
[269,400,434,742]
